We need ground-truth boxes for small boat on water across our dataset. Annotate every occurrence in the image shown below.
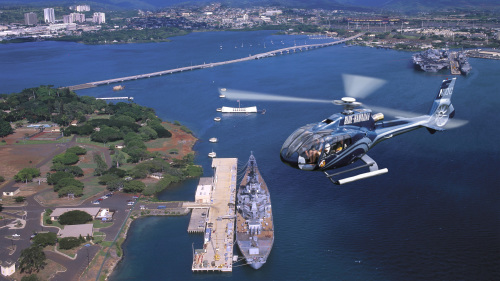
[214,117,221,122]
[219,94,226,98]
[216,108,222,112]
[220,88,226,92]
[209,137,218,143]
[113,85,125,91]
[208,151,216,158]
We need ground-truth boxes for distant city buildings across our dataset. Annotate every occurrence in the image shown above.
[63,13,86,24]
[93,12,106,24]
[24,12,38,25]
[76,5,91,12]
[44,8,55,24]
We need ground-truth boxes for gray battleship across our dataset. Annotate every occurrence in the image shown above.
[413,48,471,75]
[412,48,449,72]
[457,52,472,75]
[236,153,274,269]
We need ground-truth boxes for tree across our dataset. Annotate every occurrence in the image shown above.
[107,179,125,191]
[47,171,73,185]
[0,175,5,182]
[58,210,92,225]
[18,246,47,274]
[59,237,83,250]
[32,232,57,247]
[66,146,87,155]
[123,180,145,193]
[14,167,41,183]
[14,196,26,203]
[93,152,108,176]
[57,185,84,197]
[52,152,79,165]
[0,119,14,137]
[112,149,126,168]
[54,178,83,192]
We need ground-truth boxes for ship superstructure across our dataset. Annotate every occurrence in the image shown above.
[236,153,274,269]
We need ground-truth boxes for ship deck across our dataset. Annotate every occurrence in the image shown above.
[192,158,237,272]
[236,163,274,264]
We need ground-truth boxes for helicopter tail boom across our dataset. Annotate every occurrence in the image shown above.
[424,78,456,131]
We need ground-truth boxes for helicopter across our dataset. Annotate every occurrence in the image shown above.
[221,75,466,185]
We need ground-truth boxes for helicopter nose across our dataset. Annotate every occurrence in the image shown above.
[280,148,299,169]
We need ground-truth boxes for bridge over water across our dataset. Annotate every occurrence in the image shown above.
[66,34,362,91]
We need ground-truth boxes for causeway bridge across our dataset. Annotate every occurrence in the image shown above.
[66,33,362,91]
[95,97,134,101]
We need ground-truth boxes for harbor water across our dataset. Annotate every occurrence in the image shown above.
[1,31,499,280]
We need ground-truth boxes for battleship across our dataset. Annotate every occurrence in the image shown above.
[236,153,274,269]
[412,48,450,72]
[413,48,471,75]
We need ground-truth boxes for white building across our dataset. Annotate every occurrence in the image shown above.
[195,177,213,204]
[76,5,91,12]
[0,260,15,277]
[63,13,85,24]
[92,12,106,24]
[44,8,55,24]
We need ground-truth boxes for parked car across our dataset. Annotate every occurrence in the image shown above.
[132,195,139,199]
[92,200,100,204]
[12,234,20,237]
[106,193,113,197]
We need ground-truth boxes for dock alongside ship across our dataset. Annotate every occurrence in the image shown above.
[191,158,238,272]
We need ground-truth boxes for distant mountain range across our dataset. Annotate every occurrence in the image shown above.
[3,0,499,12]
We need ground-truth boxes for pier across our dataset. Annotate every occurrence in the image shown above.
[192,158,237,272]
[66,34,362,91]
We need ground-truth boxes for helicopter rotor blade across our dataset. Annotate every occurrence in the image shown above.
[342,74,386,99]
[221,88,332,104]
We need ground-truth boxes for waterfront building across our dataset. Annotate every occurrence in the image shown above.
[24,12,38,25]
[195,177,213,204]
[93,12,106,24]
[44,8,55,23]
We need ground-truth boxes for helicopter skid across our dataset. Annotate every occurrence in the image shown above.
[323,154,388,185]
[335,168,388,185]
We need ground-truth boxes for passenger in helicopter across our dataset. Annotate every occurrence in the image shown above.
[306,140,323,163]
[336,140,344,153]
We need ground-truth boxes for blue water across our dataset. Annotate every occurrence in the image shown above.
[1,31,499,280]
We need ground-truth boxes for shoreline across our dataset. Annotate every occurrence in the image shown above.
[80,125,199,281]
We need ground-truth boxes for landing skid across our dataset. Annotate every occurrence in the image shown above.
[323,154,388,185]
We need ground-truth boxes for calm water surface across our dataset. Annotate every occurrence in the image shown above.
[1,31,499,280]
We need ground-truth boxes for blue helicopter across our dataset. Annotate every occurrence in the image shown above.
[222,75,465,184]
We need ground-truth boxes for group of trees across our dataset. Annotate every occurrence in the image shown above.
[0,86,172,142]
[47,146,86,197]
[18,232,57,274]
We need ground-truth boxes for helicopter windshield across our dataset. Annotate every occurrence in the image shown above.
[280,128,351,171]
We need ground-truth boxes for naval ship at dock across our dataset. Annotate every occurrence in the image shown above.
[236,153,274,269]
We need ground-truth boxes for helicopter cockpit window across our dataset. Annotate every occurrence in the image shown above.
[332,135,352,154]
